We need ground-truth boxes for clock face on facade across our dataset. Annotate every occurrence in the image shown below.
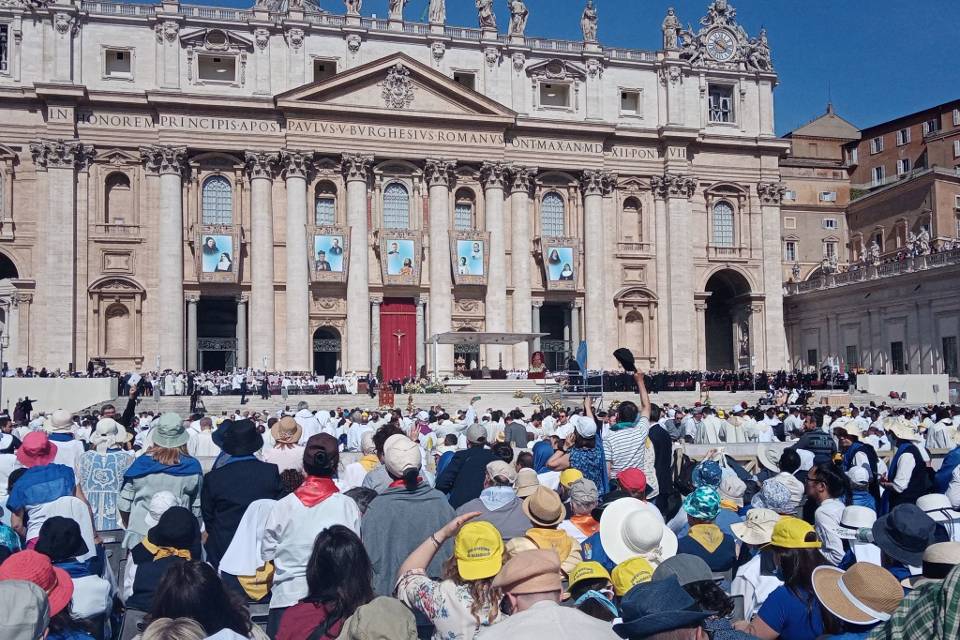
[705,28,737,62]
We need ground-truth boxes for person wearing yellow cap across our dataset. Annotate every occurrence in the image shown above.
[560,468,584,488]
[397,513,504,638]
[734,517,830,639]
[611,557,654,598]
[567,561,617,622]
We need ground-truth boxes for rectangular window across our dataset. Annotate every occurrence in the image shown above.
[896,128,911,146]
[539,83,571,108]
[806,349,819,367]
[872,165,885,186]
[314,196,335,226]
[104,48,132,78]
[783,190,797,201]
[845,345,859,371]
[890,341,905,374]
[783,216,797,229]
[819,192,837,203]
[453,71,476,91]
[0,24,8,74]
[870,136,884,154]
[848,147,859,164]
[823,217,838,230]
[620,90,641,115]
[784,241,797,262]
[954,109,960,127]
[197,55,237,82]
[944,336,959,378]
[824,242,837,259]
[708,85,734,123]
[954,140,960,158]
[454,202,474,231]
[313,59,336,82]
[922,118,940,135]
[897,158,911,175]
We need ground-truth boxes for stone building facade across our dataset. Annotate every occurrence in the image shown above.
[0,0,788,376]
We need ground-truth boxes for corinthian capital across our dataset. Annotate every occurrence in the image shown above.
[580,169,617,196]
[341,152,374,182]
[757,181,787,205]
[30,139,95,171]
[424,159,456,188]
[651,172,697,199]
[279,149,315,180]
[140,145,187,176]
[244,151,279,180]
[508,165,538,194]
[479,161,509,190]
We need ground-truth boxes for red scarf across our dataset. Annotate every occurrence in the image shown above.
[294,476,339,507]
[388,477,423,489]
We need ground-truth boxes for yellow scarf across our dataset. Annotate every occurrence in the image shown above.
[720,499,741,512]
[687,524,725,553]
[142,539,191,561]
[359,455,380,472]
[525,528,574,562]
[237,562,275,601]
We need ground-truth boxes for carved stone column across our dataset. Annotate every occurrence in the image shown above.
[343,153,373,375]
[186,294,199,371]
[30,139,94,369]
[570,301,581,354]
[651,176,671,368]
[694,300,708,371]
[758,181,789,370]
[581,170,616,369]
[425,159,456,376]
[481,162,508,368]
[370,296,382,375]
[140,145,186,370]
[281,150,313,371]
[50,11,78,83]
[509,166,536,367]
[660,173,698,370]
[236,295,248,369]
[245,151,278,369]
[531,300,542,354]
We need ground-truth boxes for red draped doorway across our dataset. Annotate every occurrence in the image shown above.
[380,298,416,381]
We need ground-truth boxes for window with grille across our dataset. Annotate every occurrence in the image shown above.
[383,182,410,229]
[201,175,233,225]
[712,200,734,246]
[708,85,734,123]
[784,241,796,262]
[541,192,565,237]
[0,24,9,74]
[454,202,474,231]
[315,196,335,226]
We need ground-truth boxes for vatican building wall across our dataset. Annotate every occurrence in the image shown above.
[0,0,788,378]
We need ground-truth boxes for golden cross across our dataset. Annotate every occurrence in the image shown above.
[393,330,405,354]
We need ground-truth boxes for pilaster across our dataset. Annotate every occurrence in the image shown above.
[342,153,374,375]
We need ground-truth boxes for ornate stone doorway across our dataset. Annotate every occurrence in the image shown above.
[197,297,237,372]
[313,327,341,378]
[704,270,753,371]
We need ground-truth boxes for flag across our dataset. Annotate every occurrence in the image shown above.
[576,340,587,372]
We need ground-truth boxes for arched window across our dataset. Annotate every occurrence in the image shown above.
[712,200,734,246]
[383,182,410,229]
[624,310,645,355]
[454,188,475,231]
[201,175,233,225]
[541,192,565,237]
[104,173,132,224]
[105,303,131,355]
[623,197,642,241]
[315,181,337,226]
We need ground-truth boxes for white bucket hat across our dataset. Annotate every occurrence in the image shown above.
[46,409,73,433]
[144,491,183,528]
[835,505,878,540]
[730,508,781,546]
[599,497,676,566]
[916,493,960,524]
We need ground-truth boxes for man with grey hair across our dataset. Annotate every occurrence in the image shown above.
[294,401,322,444]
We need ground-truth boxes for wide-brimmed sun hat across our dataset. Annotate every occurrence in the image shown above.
[152,412,188,448]
[884,416,922,442]
[0,580,50,640]
[731,508,781,546]
[522,486,566,528]
[270,416,302,445]
[613,576,711,639]
[45,410,73,433]
[219,419,263,457]
[513,468,539,499]
[683,486,722,521]
[751,478,795,515]
[901,542,960,589]
[872,504,943,568]
[89,418,132,452]
[835,505,877,541]
[812,563,904,625]
[0,550,74,617]
[758,446,783,473]
[15,432,58,468]
[916,493,960,524]
[599,497,676,566]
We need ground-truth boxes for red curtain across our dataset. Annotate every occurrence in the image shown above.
[379,298,417,381]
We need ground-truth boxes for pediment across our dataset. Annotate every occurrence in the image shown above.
[276,53,516,125]
[95,148,141,166]
[180,28,253,52]
[525,58,587,82]
[0,144,20,162]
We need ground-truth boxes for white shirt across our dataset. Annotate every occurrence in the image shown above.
[70,574,112,621]
[51,437,85,472]
[947,465,960,509]
[890,450,917,493]
[261,492,361,608]
[815,498,846,566]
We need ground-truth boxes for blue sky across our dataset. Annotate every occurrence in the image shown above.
[203,0,959,135]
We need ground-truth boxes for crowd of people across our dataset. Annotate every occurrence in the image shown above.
[1,368,959,640]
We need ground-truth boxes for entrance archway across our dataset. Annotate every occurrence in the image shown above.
[313,327,341,378]
[454,328,480,373]
[704,270,752,371]
[197,298,237,372]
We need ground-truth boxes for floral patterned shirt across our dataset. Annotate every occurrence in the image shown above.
[76,450,134,531]
[396,570,502,640]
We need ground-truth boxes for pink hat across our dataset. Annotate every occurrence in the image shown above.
[0,550,74,616]
[15,432,58,468]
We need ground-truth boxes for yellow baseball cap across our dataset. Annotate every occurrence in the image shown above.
[568,561,611,591]
[769,517,822,550]
[611,557,654,596]
[454,521,504,581]
[560,469,584,487]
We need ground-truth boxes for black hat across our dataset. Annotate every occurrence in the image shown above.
[219,419,263,457]
[872,504,946,568]
[613,575,711,639]
[613,348,637,373]
[34,516,89,562]
[148,506,200,557]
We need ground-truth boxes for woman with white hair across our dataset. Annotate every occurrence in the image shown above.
[76,418,134,531]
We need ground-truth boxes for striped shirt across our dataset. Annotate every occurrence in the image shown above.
[602,417,650,478]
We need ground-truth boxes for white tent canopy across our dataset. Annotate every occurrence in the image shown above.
[428,332,548,379]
